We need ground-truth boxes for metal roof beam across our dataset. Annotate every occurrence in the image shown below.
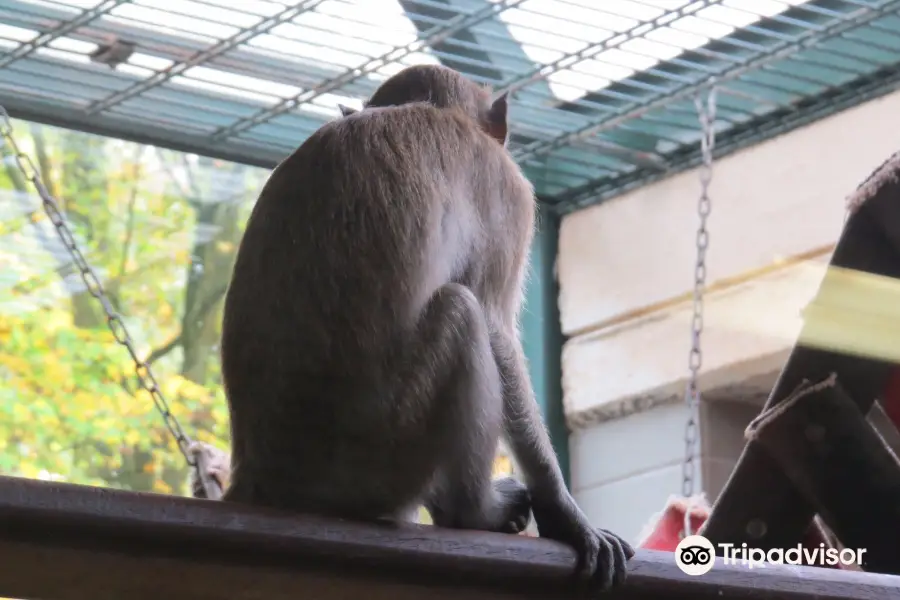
[0,94,284,169]
[511,0,900,165]
[207,0,528,142]
[494,0,722,99]
[399,0,505,83]
[551,60,900,215]
[84,0,328,116]
[0,0,131,69]
[0,0,353,88]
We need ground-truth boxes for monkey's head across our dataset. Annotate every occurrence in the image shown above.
[341,65,509,147]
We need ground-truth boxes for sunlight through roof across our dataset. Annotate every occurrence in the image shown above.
[1,0,898,210]
[2,0,440,116]
[493,0,813,102]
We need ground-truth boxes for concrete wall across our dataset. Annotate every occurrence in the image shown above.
[556,87,900,538]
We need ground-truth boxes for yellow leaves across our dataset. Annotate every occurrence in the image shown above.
[124,429,142,447]
[177,378,211,402]
[42,351,71,384]
[161,375,184,399]
[215,240,235,254]
[72,391,97,411]
[152,479,173,494]
[492,454,512,477]
[133,387,153,408]
[11,402,30,422]
[0,353,30,374]
[43,310,72,331]
[148,427,164,446]
[142,461,155,474]
[17,463,41,479]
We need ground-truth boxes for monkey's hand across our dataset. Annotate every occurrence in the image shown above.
[188,441,232,499]
[493,476,532,534]
[531,493,634,595]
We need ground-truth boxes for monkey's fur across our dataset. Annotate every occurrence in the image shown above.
[220,64,633,593]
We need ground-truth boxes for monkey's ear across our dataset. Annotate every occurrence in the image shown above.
[338,104,357,117]
[485,92,509,146]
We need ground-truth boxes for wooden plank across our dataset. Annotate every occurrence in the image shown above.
[701,152,900,555]
[747,374,900,574]
[0,476,897,600]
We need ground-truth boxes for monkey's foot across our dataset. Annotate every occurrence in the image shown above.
[492,476,532,534]
[532,497,634,595]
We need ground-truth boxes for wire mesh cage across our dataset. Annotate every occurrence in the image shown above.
[1,0,899,212]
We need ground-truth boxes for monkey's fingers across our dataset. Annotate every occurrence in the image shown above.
[598,528,635,559]
[598,529,631,589]
[574,529,630,596]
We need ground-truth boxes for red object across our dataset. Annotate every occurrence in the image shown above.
[881,367,900,430]
[638,496,709,552]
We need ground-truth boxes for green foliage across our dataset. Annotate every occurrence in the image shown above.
[0,119,268,495]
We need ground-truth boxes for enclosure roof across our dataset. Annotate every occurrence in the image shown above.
[1,0,899,214]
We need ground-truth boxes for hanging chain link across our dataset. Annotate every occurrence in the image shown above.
[0,106,216,496]
[682,82,717,537]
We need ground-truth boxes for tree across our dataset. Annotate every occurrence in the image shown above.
[0,119,266,494]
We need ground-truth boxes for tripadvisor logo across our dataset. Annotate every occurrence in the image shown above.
[675,535,865,575]
[675,535,717,576]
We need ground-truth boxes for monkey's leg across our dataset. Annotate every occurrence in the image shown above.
[491,330,634,592]
[418,284,530,535]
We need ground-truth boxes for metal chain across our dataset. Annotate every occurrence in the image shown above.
[0,106,214,496]
[682,82,717,537]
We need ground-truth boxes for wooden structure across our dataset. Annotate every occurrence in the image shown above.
[0,475,898,600]
[702,150,900,574]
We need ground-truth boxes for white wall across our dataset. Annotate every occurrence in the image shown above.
[558,87,900,426]
[557,88,900,533]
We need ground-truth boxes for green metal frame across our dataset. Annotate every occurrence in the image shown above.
[521,210,569,485]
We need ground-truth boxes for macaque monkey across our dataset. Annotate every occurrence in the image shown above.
[220,64,633,592]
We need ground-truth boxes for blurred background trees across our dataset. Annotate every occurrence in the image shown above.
[0,118,267,494]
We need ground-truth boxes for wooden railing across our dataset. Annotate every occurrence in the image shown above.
[0,475,896,600]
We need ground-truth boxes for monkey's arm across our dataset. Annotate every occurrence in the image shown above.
[491,330,634,594]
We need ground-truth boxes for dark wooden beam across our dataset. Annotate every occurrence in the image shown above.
[701,151,900,553]
[747,374,900,574]
[0,476,897,600]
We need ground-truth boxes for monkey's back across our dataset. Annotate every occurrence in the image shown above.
[220,103,534,513]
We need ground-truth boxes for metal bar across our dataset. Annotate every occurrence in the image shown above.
[493,0,722,98]
[0,475,898,600]
[0,0,132,69]
[0,93,287,169]
[511,0,900,164]
[207,0,528,142]
[551,60,900,214]
[84,0,328,115]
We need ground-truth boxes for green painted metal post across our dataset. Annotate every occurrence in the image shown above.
[520,208,570,487]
